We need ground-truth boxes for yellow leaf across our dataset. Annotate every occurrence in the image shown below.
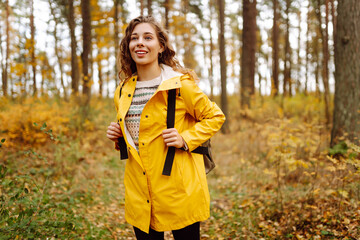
[343,218,350,224]
[338,189,348,198]
[325,189,337,196]
[263,168,276,176]
[326,155,338,164]
[295,160,309,169]
[326,165,336,172]
[313,188,320,195]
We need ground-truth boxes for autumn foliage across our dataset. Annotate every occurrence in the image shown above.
[1,95,359,239]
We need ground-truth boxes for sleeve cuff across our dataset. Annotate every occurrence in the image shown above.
[181,139,189,151]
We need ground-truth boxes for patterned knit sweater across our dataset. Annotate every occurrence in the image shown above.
[125,75,162,151]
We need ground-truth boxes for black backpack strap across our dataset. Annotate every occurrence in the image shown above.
[162,89,177,176]
[162,88,211,176]
[191,146,209,155]
[118,136,128,159]
[118,82,128,160]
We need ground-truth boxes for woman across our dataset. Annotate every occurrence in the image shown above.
[106,16,225,239]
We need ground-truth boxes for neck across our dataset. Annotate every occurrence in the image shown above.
[136,62,161,81]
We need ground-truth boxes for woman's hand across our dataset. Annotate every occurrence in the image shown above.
[107,122,123,142]
[162,128,185,148]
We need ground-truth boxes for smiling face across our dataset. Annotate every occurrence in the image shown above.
[129,23,163,69]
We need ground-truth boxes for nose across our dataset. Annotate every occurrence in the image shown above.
[136,37,144,47]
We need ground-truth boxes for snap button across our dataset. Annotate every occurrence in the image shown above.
[145,115,148,118]
[147,200,150,203]
[142,143,144,146]
[128,147,131,150]
[119,118,122,122]
[143,172,145,175]
[133,78,135,81]
[128,94,131,97]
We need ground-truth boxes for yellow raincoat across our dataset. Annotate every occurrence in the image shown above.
[114,65,225,233]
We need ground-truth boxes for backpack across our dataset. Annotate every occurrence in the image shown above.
[117,86,215,176]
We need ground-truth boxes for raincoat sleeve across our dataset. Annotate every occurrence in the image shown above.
[179,76,226,152]
[113,85,122,151]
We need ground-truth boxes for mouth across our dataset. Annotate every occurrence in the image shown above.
[135,50,148,56]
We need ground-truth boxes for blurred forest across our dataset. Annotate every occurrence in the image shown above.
[1,0,360,239]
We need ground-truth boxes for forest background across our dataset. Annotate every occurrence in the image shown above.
[0,0,360,239]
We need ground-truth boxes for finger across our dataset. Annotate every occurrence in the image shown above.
[110,122,121,129]
[162,128,177,134]
[108,126,121,134]
[166,141,181,147]
[106,133,118,140]
[162,132,176,139]
[107,129,118,136]
[163,137,178,144]
[162,129,177,136]
[108,124,122,134]
[107,130,122,138]
[110,122,119,127]
[107,128,119,135]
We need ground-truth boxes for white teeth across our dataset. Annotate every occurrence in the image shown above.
[136,51,147,54]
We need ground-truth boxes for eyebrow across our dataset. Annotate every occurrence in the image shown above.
[131,32,155,35]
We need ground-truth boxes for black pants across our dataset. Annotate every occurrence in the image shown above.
[133,222,200,240]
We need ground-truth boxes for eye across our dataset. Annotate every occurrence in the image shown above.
[131,36,138,41]
[145,36,153,40]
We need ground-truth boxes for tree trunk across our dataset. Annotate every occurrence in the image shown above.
[330,0,337,86]
[283,0,291,97]
[106,60,110,98]
[181,0,195,70]
[22,52,28,98]
[114,0,120,86]
[98,59,103,97]
[314,28,320,97]
[114,0,128,85]
[164,0,170,29]
[315,0,330,125]
[147,0,152,15]
[241,0,257,108]
[218,0,228,133]
[208,3,215,100]
[331,0,360,146]
[296,10,301,94]
[67,0,80,95]
[323,0,330,125]
[81,0,91,105]
[49,1,68,100]
[30,0,37,97]
[2,0,10,97]
[40,62,45,96]
[305,2,310,95]
[140,0,144,15]
[272,0,279,96]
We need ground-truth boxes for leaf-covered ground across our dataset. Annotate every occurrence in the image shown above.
[1,95,359,239]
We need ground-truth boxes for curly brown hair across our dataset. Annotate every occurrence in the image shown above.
[117,16,191,83]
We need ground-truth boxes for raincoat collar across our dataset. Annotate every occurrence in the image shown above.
[158,64,183,90]
[130,64,184,91]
